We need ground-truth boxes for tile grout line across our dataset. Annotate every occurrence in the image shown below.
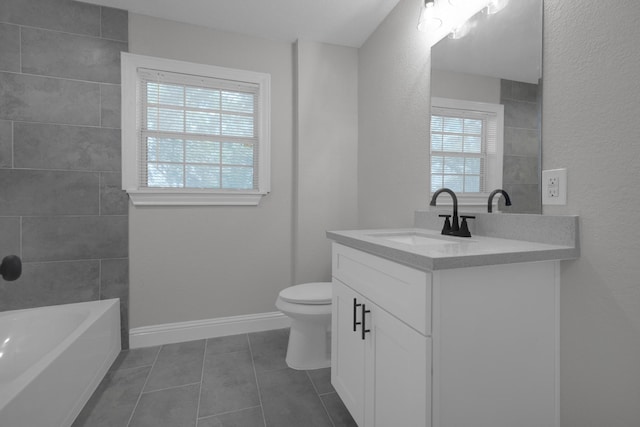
[140,381,203,396]
[197,405,263,423]
[98,83,103,129]
[1,69,122,88]
[8,117,121,129]
[18,26,22,73]
[307,371,336,427]
[97,259,101,301]
[194,337,208,424]
[246,334,268,427]
[318,394,337,427]
[125,345,162,427]
[10,120,14,169]
[10,16,128,43]
[306,370,319,394]
[18,215,22,259]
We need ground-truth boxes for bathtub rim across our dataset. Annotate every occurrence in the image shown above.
[0,298,121,414]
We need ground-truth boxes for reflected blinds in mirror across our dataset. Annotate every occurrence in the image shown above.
[430,106,498,194]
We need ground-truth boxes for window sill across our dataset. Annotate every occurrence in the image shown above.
[429,193,510,213]
[127,190,267,206]
[430,192,494,207]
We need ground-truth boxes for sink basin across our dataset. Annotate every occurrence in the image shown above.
[370,232,462,246]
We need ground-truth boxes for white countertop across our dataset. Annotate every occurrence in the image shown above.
[326,228,579,271]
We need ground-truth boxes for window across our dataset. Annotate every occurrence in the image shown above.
[430,97,504,206]
[122,53,270,205]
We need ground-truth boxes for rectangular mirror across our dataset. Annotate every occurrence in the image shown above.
[430,0,543,213]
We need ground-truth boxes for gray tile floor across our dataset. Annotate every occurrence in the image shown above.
[72,329,357,427]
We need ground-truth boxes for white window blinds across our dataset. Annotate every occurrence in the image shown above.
[138,68,260,191]
[430,105,499,194]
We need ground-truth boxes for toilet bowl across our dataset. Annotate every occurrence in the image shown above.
[276,282,332,370]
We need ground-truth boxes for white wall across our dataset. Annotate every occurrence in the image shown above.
[358,0,431,228]
[128,14,294,327]
[543,1,640,425]
[128,15,359,328]
[294,41,359,284]
[430,69,500,104]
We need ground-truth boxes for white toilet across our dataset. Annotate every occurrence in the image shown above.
[275,282,332,370]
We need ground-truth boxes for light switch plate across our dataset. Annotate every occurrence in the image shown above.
[542,168,567,205]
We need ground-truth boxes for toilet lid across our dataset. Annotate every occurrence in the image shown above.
[279,282,332,305]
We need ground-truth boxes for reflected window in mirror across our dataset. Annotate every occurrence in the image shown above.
[430,97,503,207]
[429,0,543,213]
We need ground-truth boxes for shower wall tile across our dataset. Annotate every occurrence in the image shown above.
[500,78,540,214]
[14,122,121,171]
[0,0,100,36]
[101,257,130,348]
[0,260,99,311]
[0,72,100,126]
[101,258,129,306]
[101,7,128,42]
[0,217,20,256]
[21,27,127,84]
[500,79,538,103]
[101,84,122,128]
[100,173,129,215]
[0,119,11,167]
[0,169,99,216]
[503,155,539,186]
[501,184,542,214]
[504,127,539,157]
[2,0,128,343]
[503,99,538,129]
[22,215,128,262]
[0,23,20,72]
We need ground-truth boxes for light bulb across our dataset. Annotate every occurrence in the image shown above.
[418,1,442,32]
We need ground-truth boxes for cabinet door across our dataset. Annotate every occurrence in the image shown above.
[366,304,431,427]
[332,279,366,426]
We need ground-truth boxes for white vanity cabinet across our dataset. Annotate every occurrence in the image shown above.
[331,244,431,427]
[331,242,560,427]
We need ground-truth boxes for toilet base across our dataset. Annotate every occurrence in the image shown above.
[285,319,331,370]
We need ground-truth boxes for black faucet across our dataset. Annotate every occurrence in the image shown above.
[487,189,512,213]
[430,188,475,237]
[430,188,460,235]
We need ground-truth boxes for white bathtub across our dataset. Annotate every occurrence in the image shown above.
[0,299,121,427]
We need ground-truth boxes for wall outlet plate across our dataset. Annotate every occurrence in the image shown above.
[542,168,567,205]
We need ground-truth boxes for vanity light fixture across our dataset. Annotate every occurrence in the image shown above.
[418,0,442,32]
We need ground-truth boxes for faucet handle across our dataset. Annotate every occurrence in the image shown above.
[453,215,475,238]
[438,214,452,235]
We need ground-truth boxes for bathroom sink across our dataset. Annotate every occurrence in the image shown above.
[369,231,463,246]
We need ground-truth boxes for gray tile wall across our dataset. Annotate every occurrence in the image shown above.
[500,79,542,214]
[0,0,130,347]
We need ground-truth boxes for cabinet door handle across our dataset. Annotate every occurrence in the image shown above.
[353,298,362,332]
[361,304,371,340]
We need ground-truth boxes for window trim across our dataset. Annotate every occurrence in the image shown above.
[121,52,271,206]
[430,97,504,207]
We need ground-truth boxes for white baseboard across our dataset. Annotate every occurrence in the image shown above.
[129,311,291,349]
